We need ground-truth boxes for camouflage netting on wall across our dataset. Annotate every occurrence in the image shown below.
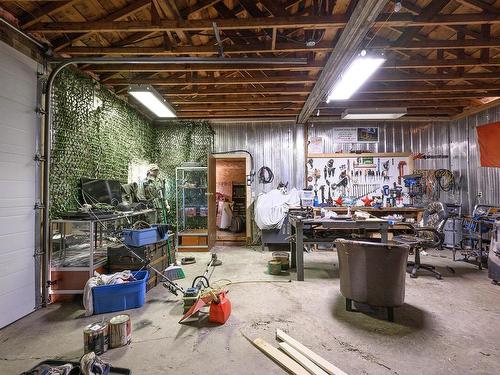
[50,68,156,218]
[155,121,214,227]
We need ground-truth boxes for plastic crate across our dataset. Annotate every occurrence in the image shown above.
[123,227,157,247]
[123,225,168,247]
[92,270,148,315]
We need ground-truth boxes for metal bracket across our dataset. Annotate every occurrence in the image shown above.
[33,249,45,257]
[34,201,45,210]
[46,280,57,286]
[34,153,46,162]
[35,106,46,116]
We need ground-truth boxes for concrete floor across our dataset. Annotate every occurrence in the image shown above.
[1,246,499,375]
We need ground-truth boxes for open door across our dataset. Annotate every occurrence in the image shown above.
[207,154,217,250]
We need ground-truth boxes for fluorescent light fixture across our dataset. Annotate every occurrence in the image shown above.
[327,56,385,102]
[341,108,407,120]
[128,85,176,118]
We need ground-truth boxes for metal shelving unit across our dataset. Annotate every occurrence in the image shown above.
[49,210,152,296]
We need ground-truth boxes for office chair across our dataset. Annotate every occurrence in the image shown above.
[393,202,448,280]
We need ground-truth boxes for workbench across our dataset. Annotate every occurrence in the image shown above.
[313,207,424,223]
[288,215,389,281]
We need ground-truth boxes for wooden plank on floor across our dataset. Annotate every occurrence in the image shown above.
[251,337,309,375]
[276,329,348,375]
[279,342,329,375]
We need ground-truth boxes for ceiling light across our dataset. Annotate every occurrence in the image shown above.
[341,108,407,120]
[128,85,176,118]
[326,55,385,102]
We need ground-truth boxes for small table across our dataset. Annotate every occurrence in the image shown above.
[288,215,389,281]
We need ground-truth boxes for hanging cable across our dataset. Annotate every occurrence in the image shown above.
[258,166,274,184]
[434,169,455,192]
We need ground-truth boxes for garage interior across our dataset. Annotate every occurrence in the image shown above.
[0,1,500,374]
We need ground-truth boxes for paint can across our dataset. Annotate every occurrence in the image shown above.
[83,321,108,355]
[109,314,132,348]
[272,251,289,270]
[268,260,282,275]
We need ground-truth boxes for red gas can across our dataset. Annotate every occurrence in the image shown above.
[209,292,231,324]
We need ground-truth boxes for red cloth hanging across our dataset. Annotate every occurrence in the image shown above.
[477,122,500,168]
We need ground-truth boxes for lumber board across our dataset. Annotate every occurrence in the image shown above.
[279,342,329,375]
[252,337,309,375]
[276,329,348,375]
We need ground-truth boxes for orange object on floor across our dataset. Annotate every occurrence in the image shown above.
[209,292,231,324]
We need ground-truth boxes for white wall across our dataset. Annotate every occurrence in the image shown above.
[0,41,38,328]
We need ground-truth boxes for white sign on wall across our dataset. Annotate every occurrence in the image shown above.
[332,127,379,143]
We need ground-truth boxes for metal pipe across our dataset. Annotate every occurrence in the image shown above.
[42,55,306,304]
[0,17,47,51]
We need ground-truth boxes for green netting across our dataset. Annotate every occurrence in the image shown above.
[50,68,156,218]
[49,69,214,229]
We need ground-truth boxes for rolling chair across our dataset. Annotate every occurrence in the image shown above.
[393,201,448,280]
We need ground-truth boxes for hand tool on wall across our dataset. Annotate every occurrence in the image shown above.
[319,185,325,204]
[327,159,335,177]
[323,165,327,180]
[307,159,313,169]
[398,161,407,184]
[326,180,333,205]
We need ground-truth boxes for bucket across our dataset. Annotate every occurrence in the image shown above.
[272,251,289,270]
[83,321,108,355]
[268,260,282,275]
[109,314,132,348]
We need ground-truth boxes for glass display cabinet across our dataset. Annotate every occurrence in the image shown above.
[175,166,208,251]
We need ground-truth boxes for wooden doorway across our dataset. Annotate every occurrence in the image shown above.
[209,154,251,245]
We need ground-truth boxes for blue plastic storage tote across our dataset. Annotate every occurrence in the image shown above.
[92,270,148,315]
[122,225,168,247]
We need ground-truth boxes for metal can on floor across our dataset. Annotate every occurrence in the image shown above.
[83,321,108,355]
[109,314,132,348]
[268,260,282,275]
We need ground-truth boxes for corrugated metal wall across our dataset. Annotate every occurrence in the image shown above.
[212,108,500,214]
[449,105,500,213]
[212,121,304,198]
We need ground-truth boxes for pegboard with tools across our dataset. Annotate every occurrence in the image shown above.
[305,153,414,206]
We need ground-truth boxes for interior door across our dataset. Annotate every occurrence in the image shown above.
[207,154,216,250]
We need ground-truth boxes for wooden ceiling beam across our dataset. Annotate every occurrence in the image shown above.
[373,71,500,82]
[319,108,463,115]
[170,95,306,104]
[176,110,298,118]
[394,0,450,46]
[158,86,311,95]
[85,62,324,72]
[51,0,151,51]
[60,37,500,55]
[319,100,474,108]
[454,0,500,14]
[175,103,302,111]
[348,90,500,101]
[106,75,317,86]
[180,0,222,18]
[27,13,500,33]
[384,58,500,69]
[359,83,500,94]
[61,41,333,55]
[20,0,79,29]
[259,0,288,17]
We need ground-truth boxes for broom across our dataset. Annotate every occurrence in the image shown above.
[159,182,185,281]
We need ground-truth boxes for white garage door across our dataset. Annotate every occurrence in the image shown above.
[0,41,38,328]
